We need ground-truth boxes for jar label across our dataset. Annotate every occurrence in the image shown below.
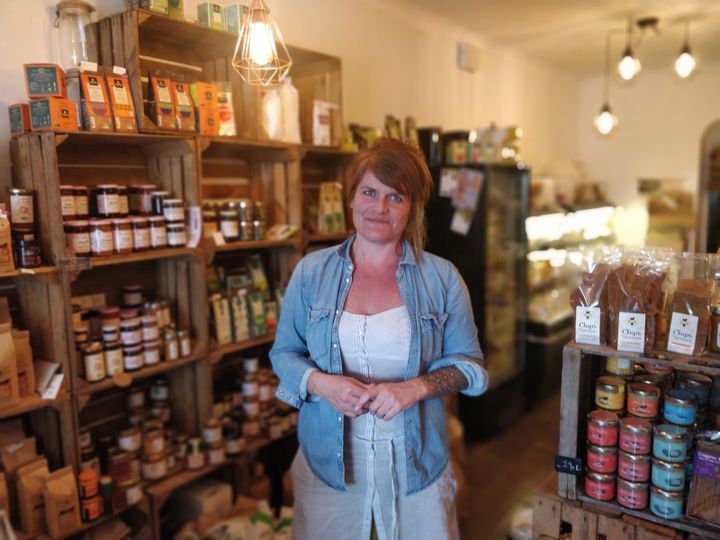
[151,227,167,248]
[134,228,150,249]
[124,352,144,370]
[105,349,124,375]
[112,85,130,106]
[617,312,646,352]
[667,312,699,355]
[168,230,186,247]
[114,229,133,250]
[118,196,129,215]
[694,449,720,480]
[145,349,160,365]
[61,194,76,216]
[75,196,89,215]
[166,341,179,360]
[85,353,106,381]
[10,194,33,223]
[221,220,239,239]
[98,194,120,215]
[164,208,184,222]
[70,233,90,255]
[91,230,113,255]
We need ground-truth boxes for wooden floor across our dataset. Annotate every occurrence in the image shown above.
[460,392,560,540]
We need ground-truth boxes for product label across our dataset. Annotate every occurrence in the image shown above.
[221,220,239,239]
[168,229,186,247]
[693,449,720,480]
[10,195,33,224]
[9,107,23,133]
[91,230,113,255]
[114,229,133,250]
[86,76,105,103]
[144,348,160,365]
[111,80,130,106]
[70,233,90,255]
[61,194,76,216]
[174,84,191,107]
[575,306,601,345]
[75,195,88,215]
[26,66,60,96]
[155,80,172,104]
[151,227,167,248]
[617,312,646,352]
[105,349,123,375]
[98,194,119,215]
[667,312,699,355]
[133,228,150,249]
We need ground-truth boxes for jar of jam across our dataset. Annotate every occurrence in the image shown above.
[151,400,171,423]
[114,476,141,510]
[587,444,617,473]
[116,185,129,216]
[237,199,252,221]
[8,187,34,226]
[164,329,179,361]
[83,342,106,382]
[59,184,76,220]
[74,186,89,219]
[15,240,42,268]
[239,219,253,241]
[142,315,159,341]
[167,222,187,247]
[588,409,619,447]
[120,308,140,320]
[159,301,172,328]
[649,486,683,520]
[202,208,218,238]
[651,457,685,491]
[128,184,156,216]
[627,382,660,418]
[104,340,124,376]
[118,427,142,453]
[252,219,265,241]
[595,375,625,411]
[618,451,650,482]
[151,191,169,216]
[177,330,191,357]
[616,478,648,510]
[585,469,615,501]
[100,307,121,327]
[123,345,144,371]
[677,372,712,406]
[90,219,114,256]
[111,218,133,254]
[128,387,146,409]
[107,449,131,482]
[619,417,652,454]
[151,378,170,401]
[143,429,165,455]
[163,198,184,222]
[144,340,162,365]
[96,184,120,218]
[653,424,687,463]
[65,220,91,256]
[663,388,697,426]
[130,217,150,251]
[148,216,167,248]
[120,318,142,346]
[219,210,239,241]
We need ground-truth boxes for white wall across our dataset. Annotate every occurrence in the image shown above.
[0,0,579,187]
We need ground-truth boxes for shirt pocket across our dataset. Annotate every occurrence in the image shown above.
[306,307,331,363]
[420,312,448,362]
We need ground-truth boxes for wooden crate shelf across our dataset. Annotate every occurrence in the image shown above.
[209,333,276,363]
[0,266,57,280]
[0,394,69,422]
[210,239,300,254]
[71,247,201,272]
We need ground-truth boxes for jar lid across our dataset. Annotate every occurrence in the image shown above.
[123,345,143,354]
[666,388,697,405]
[151,190,169,196]
[619,450,649,463]
[65,220,89,227]
[104,340,121,350]
[629,382,660,397]
[120,309,140,319]
[90,219,113,226]
[177,330,189,338]
[642,362,673,375]
[588,444,617,455]
[82,341,103,353]
[8,187,31,194]
[96,184,118,189]
[148,216,166,223]
[585,469,615,483]
[124,284,142,291]
[130,217,149,225]
[620,416,652,434]
[617,478,648,490]
[120,427,141,437]
[219,210,237,217]
[654,424,687,441]
[73,185,88,192]
[597,375,624,393]
[120,317,141,327]
[141,315,158,325]
[112,218,131,225]
[100,306,120,315]
[117,475,141,488]
[144,339,162,348]
[651,457,685,470]
[59,184,76,190]
[650,485,684,499]
[56,1,95,13]
[163,198,183,205]
[678,372,712,387]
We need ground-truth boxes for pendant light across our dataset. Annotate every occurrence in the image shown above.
[618,20,641,81]
[232,0,292,87]
[674,21,696,78]
[595,34,618,135]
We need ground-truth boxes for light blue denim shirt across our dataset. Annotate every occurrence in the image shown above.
[270,236,488,494]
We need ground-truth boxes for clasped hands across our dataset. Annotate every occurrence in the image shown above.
[307,372,428,420]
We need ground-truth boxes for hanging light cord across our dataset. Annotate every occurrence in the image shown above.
[603,32,611,103]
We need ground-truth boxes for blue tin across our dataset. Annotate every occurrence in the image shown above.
[649,486,683,520]
[663,388,697,426]
[651,458,685,491]
[653,424,687,463]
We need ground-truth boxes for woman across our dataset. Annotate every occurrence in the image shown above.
[270,138,488,540]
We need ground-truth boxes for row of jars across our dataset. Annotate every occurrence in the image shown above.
[203,200,267,242]
[60,184,183,221]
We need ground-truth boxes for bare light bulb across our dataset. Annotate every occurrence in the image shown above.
[249,21,274,66]
[618,47,641,80]
[594,105,617,135]
[674,46,696,78]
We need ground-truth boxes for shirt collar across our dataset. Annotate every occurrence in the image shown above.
[335,235,418,266]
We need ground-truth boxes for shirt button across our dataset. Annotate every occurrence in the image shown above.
[338,416,342,422]
[345,278,349,282]
[336,309,339,314]
[333,343,338,348]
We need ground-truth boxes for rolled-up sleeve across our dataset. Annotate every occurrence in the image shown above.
[270,260,320,408]
[426,264,489,396]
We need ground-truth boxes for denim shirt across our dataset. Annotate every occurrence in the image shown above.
[270,236,488,494]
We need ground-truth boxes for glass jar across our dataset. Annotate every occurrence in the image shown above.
[619,417,652,455]
[142,315,159,341]
[587,410,618,447]
[595,375,625,411]
[663,388,698,426]
[239,219,253,241]
[65,220,91,256]
[202,208,218,238]
[151,191,169,216]
[219,210,239,241]
[123,285,143,308]
[151,379,170,401]
[8,188,34,226]
[111,218,134,254]
[167,222,187,247]
[653,424,687,463]
[618,451,650,482]
[141,454,167,481]
[15,240,42,268]
[676,372,712,406]
[123,345,144,371]
[100,306,120,327]
[131,217,150,252]
[252,219,265,241]
[163,198,184,222]
[89,219,114,256]
[83,342,105,382]
[148,216,167,248]
[117,185,129,217]
[74,186,89,219]
[237,199,252,221]
[177,329,191,357]
[96,185,120,218]
[54,0,94,70]
[151,400,171,423]
[584,470,615,501]
[587,444,617,474]
[606,356,633,377]
[649,486,683,520]
[164,329,179,361]
[143,340,162,366]
[128,184,156,216]
[120,318,142,347]
[651,457,685,491]
[104,340,123,376]
[60,184,77,220]
[627,383,660,418]
[616,478,648,510]
[253,200,266,221]
[128,387,145,409]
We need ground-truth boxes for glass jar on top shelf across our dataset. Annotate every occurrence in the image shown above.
[54,1,95,71]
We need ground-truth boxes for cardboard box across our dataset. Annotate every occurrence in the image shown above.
[196,106,219,136]
[217,83,237,136]
[29,98,78,132]
[24,64,66,99]
[197,3,224,30]
[9,104,31,136]
[168,479,232,523]
[190,81,218,109]
[224,4,247,34]
[106,73,137,132]
[148,75,177,130]
[172,81,196,132]
[80,72,114,132]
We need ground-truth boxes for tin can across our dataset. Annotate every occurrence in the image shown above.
[78,469,99,498]
[81,494,102,522]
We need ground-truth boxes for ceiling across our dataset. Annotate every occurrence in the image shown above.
[400,0,720,76]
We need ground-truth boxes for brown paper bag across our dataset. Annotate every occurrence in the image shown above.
[16,456,49,535]
[0,436,36,528]
[0,211,15,273]
[0,298,19,410]
[0,418,24,448]
[11,330,35,397]
[43,466,80,537]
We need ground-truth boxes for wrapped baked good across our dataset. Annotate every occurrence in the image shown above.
[607,247,671,353]
[570,247,616,345]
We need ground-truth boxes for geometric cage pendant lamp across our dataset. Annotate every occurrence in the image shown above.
[232,0,292,86]
[595,33,618,135]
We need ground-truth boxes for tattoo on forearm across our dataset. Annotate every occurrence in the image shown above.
[421,366,468,397]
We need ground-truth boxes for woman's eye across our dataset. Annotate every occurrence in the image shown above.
[363,189,375,197]
[388,194,404,203]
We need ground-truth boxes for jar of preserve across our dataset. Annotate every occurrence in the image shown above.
[15,240,42,268]
[587,410,618,447]
[123,285,143,308]
[123,345,144,371]
[104,340,123,376]
[74,186,89,219]
[618,451,650,482]
[252,219,265,241]
[649,486,683,520]
[120,309,139,320]
[151,400,171,423]
[151,190,169,216]
[131,217,150,252]
[711,306,720,353]
[587,444,617,473]
[653,424,687,463]
[164,329,179,361]
[219,210,239,241]
[89,219,114,256]
[8,187,34,226]
[80,444,100,474]
[118,427,142,453]
[595,375,625,411]
[677,372,712,406]
[143,429,165,455]
[202,208,218,238]
[619,417,652,455]
[616,478,648,510]
[128,387,145,409]
[128,407,148,427]
[237,199,252,221]
[144,340,161,366]
[167,222,187,247]
[163,198,184,222]
[148,216,167,248]
[663,388,697,426]
[117,185,129,216]
[120,318,142,346]
[627,383,660,418]
[114,476,141,510]
[83,342,106,382]
[651,457,685,491]
[177,330,191,357]
[128,184,156,215]
[151,379,170,401]
[111,218,133,254]
[159,301,172,328]
[141,453,167,480]
[78,469,99,498]
[203,419,223,444]
[239,219,253,241]
[96,184,120,218]
[64,220,91,256]
[142,315,159,341]
[207,441,225,464]
[60,184,76,220]
[584,470,615,501]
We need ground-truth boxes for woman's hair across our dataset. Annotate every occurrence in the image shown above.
[346,137,432,255]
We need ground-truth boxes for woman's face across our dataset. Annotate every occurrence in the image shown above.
[351,171,411,247]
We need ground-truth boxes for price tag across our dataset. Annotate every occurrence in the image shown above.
[555,455,583,476]
[41,373,64,400]
[212,231,226,246]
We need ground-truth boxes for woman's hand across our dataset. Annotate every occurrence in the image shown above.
[353,379,429,421]
[307,372,370,418]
